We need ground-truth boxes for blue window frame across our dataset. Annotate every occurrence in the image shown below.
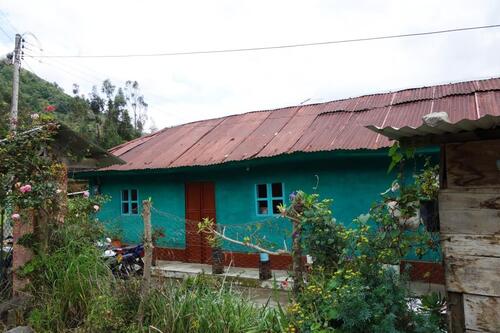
[255,183,284,216]
[121,189,139,215]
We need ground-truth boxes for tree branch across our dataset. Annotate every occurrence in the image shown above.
[214,227,288,256]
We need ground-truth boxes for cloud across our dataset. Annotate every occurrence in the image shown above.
[1,0,500,129]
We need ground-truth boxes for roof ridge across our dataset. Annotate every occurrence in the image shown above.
[147,75,500,135]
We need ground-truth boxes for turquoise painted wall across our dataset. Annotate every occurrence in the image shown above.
[90,149,441,261]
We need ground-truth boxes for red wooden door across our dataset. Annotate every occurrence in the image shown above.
[185,182,216,263]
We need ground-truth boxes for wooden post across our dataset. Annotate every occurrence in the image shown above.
[447,292,465,333]
[138,199,153,326]
[291,217,303,296]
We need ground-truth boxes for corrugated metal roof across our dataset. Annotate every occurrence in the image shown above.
[366,114,500,141]
[100,77,500,172]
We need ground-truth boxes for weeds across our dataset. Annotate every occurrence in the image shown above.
[20,197,286,332]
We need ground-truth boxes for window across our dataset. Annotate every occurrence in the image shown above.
[256,183,284,216]
[121,189,139,215]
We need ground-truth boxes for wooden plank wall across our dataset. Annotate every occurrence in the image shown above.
[440,139,500,332]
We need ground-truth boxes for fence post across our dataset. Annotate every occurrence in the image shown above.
[138,199,153,327]
[291,217,303,296]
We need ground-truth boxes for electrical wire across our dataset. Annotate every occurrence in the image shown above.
[28,23,500,59]
[0,25,13,42]
[25,55,101,87]
[0,10,18,34]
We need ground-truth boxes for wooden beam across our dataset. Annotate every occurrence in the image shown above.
[464,294,500,332]
[448,292,465,333]
[442,234,500,258]
[445,255,500,297]
[439,188,500,235]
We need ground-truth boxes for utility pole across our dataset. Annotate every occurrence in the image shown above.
[9,34,22,133]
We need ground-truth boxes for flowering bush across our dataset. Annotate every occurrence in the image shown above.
[283,191,443,332]
[0,109,62,217]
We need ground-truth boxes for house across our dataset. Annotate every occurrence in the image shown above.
[368,114,500,333]
[78,77,500,283]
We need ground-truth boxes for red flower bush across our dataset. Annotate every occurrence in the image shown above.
[44,105,56,112]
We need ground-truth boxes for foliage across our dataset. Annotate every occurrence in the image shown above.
[0,113,61,212]
[414,158,440,200]
[282,191,444,332]
[22,195,285,332]
[198,217,223,248]
[287,191,347,271]
[0,61,73,138]
[290,266,443,333]
[23,195,111,331]
[139,276,286,333]
[418,292,447,329]
[388,142,415,173]
[0,61,150,148]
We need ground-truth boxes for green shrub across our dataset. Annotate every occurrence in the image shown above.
[284,192,444,333]
[24,196,286,332]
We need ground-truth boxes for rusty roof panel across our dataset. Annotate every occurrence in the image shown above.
[434,81,475,98]
[290,111,351,152]
[384,100,433,129]
[352,93,393,111]
[255,104,326,157]
[432,95,477,122]
[322,99,353,112]
[476,77,500,91]
[392,86,434,105]
[332,107,391,150]
[477,91,500,117]
[109,132,158,156]
[170,111,270,167]
[225,106,298,162]
[100,76,500,172]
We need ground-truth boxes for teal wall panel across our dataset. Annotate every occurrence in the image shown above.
[91,149,441,261]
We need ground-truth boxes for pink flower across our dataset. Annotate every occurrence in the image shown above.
[281,279,289,289]
[93,205,100,212]
[11,213,20,220]
[19,184,32,193]
[44,105,56,112]
[83,191,90,198]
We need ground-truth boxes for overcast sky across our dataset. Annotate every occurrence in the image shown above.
[1,0,500,130]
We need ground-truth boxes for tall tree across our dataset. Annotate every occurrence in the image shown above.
[125,80,148,133]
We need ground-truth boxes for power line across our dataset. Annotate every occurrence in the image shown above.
[0,10,19,34]
[0,25,13,42]
[28,23,500,59]
[25,55,101,87]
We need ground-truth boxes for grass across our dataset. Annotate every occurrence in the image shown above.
[21,220,287,332]
[11,197,288,332]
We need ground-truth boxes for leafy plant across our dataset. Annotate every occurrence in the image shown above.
[287,191,347,272]
[283,190,442,332]
[414,158,440,201]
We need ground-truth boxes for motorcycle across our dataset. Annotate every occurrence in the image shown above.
[99,238,144,278]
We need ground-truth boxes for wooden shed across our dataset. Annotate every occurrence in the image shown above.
[367,114,500,333]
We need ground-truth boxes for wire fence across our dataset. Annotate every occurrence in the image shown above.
[149,206,292,252]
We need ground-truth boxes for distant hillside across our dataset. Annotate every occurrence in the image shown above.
[0,61,73,134]
[0,61,147,148]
